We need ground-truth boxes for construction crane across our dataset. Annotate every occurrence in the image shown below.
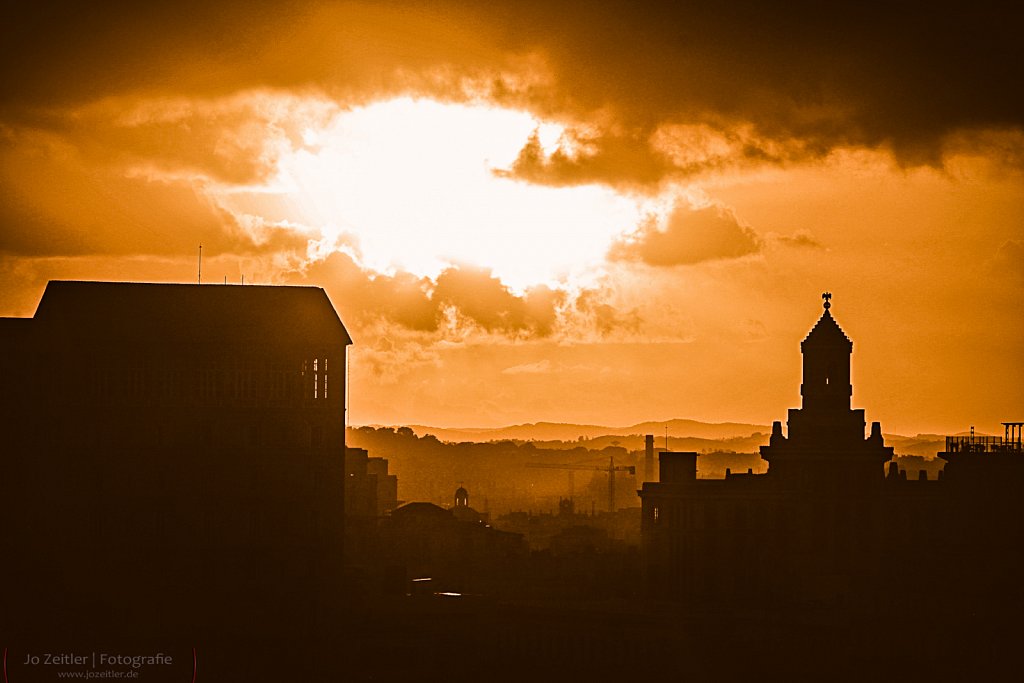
[526,456,636,513]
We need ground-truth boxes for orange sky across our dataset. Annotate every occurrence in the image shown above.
[1,1,1021,435]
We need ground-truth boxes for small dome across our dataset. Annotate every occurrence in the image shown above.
[454,486,469,507]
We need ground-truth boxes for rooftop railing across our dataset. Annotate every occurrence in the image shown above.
[944,435,1023,454]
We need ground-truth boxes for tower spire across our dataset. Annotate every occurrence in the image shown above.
[760,293,894,486]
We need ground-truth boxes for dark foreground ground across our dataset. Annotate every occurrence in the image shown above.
[5,589,1019,682]
[336,595,1018,682]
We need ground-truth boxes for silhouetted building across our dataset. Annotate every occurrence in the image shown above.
[346,447,380,518]
[345,446,400,518]
[368,454,400,514]
[379,498,526,596]
[451,484,490,524]
[0,281,351,677]
[495,504,641,551]
[640,294,1024,615]
[345,446,400,573]
[929,422,1024,610]
[760,296,894,490]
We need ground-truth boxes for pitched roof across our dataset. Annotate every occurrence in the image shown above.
[391,502,452,519]
[802,309,852,350]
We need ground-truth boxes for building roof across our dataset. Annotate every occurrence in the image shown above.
[391,502,453,519]
[802,309,851,350]
[29,280,352,349]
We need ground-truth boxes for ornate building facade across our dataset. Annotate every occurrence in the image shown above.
[640,295,1022,615]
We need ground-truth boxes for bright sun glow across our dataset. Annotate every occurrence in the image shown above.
[223,98,652,292]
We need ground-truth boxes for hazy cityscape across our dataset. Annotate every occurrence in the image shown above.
[2,283,1020,681]
[2,2,1022,681]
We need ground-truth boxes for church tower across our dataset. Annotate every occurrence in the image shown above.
[760,293,893,490]
[800,292,852,413]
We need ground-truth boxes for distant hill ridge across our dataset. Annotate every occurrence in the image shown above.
[397,419,772,443]
[355,420,952,458]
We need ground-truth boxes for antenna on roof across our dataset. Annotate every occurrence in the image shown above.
[241,274,244,285]
[224,276,227,285]
[198,244,202,284]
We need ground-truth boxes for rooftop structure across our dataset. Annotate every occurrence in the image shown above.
[943,423,1023,454]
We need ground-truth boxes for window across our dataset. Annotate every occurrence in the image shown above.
[303,356,329,400]
[313,358,319,399]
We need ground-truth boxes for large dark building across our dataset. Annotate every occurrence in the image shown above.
[0,281,351,678]
[640,295,1024,621]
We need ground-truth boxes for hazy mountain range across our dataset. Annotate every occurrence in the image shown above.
[347,420,955,513]
[361,419,952,459]
[400,419,770,443]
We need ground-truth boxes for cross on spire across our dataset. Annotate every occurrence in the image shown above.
[822,291,832,310]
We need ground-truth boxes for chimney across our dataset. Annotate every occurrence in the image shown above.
[644,434,655,482]
[660,452,698,483]
[869,421,883,443]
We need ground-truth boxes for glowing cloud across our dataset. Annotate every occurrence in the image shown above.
[211,97,655,292]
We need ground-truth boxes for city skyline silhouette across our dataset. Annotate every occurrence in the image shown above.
[2,2,1022,680]
[3,282,1021,680]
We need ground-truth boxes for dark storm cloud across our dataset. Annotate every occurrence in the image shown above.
[476,0,1023,165]
[609,205,761,266]
[0,1,506,111]
[0,2,283,107]
[2,1,1020,182]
